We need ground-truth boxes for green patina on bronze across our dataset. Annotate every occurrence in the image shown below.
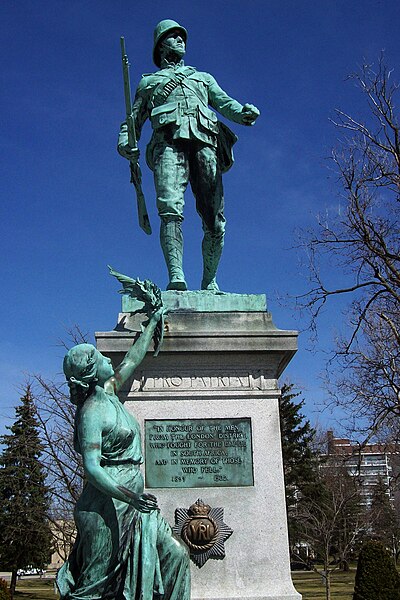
[145,418,254,489]
[56,306,191,600]
[118,19,260,293]
[122,289,267,313]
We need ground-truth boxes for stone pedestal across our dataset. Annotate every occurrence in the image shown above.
[96,295,301,600]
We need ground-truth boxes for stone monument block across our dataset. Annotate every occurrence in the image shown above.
[96,294,301,600]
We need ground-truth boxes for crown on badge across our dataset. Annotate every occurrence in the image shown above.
[188,499,211,516]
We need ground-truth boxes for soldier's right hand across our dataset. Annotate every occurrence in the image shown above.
[118,145,140,163]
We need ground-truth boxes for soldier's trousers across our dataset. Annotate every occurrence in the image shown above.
[152,140,226,239]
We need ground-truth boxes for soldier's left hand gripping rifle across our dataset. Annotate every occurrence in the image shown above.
[120,36,152,235]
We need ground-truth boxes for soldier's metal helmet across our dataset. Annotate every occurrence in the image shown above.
[153,19,187,67]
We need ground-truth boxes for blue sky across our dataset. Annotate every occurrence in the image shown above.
[1,0,399,433]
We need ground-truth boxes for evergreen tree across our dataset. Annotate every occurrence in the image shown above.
[0,386,53,598]
[353,540,400,600]
[279,383,321,552]
[279,384,320,500]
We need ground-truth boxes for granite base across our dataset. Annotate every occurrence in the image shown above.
[96,298,301,600]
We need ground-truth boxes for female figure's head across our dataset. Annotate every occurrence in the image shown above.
[63,344,114,404]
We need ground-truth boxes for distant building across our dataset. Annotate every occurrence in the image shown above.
[325,431,400,508]
[48,520,75,571]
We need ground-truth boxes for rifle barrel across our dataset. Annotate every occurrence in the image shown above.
[120,36,126,55]
[120,36,133,122]
[119,36,151,234]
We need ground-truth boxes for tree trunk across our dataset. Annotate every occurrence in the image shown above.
[340,558,349,571]
[9,570,17,600]
[324,563,331,600]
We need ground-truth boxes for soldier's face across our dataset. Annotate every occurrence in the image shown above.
[161,30,186,59]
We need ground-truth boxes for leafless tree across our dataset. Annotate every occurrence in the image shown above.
[31,326,89,560]
[32,374,82,559]
[366,477,400,563]
[293,467,366,600]
[325,299,400,443]
[297,55,400,441]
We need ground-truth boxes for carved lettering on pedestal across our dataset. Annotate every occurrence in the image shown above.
[130,370,268,393]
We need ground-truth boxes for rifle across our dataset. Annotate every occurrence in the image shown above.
[120,36,152,235]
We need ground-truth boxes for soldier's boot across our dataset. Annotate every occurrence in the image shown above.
[160,220,187,291]
[201,230,224,292]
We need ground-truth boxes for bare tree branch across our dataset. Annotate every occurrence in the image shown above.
[294,55,400,443]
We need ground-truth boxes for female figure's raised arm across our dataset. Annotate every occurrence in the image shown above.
[104,308,163,396]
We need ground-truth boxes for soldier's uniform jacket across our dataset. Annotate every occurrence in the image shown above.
[118,64,243,172]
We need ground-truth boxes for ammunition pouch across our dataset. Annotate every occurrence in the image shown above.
[150,102,220,137]
[198,105,219,135]
[150,102,180,129]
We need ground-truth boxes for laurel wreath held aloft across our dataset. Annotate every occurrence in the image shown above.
[108,266,165,356]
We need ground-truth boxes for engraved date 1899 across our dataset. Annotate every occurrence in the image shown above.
[171,476,186,483]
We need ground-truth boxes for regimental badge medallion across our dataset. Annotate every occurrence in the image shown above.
[173,498,233,567]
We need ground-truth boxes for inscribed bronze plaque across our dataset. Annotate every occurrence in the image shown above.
[145,418,253,488]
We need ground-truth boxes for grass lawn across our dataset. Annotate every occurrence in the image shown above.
[292,568,356,599]
[13,578,57,600]
[13,571,357,600]
[12,564,400,599]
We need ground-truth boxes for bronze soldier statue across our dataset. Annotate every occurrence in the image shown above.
[118,19,260,292]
